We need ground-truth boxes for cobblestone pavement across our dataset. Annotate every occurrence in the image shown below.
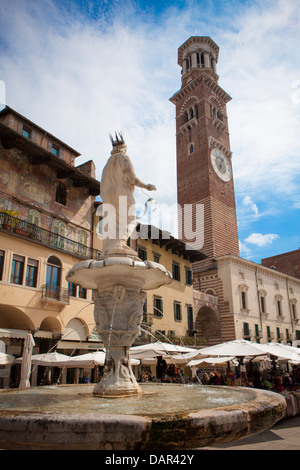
[199,415,300,450]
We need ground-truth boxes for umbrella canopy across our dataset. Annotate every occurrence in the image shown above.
[253,342,300,361]
[16,352,71,367]
[130,342,196,359]
[195,339,266,358]
[19,333,35,389]
[188,356,236,367]
[0,351,15,365]
[65,351,106,368]
[65,351,140,367]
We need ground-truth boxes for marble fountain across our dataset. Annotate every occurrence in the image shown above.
[0,135,286,450]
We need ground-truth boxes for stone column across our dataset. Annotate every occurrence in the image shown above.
[204,52,210,68]
[212,57,217,74]
[191,52,197,69]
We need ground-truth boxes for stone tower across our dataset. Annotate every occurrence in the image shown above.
[170,36,239,273]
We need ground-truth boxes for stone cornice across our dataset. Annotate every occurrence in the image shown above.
[207,136,232,158]
[170,72,231,104]
[216,254,300,286]
[178,36,220,65]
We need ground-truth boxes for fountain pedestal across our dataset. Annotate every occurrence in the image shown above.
[66,254,172,397]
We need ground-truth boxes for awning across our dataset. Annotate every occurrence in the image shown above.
[0,351,15,365]
[0,328,30,339]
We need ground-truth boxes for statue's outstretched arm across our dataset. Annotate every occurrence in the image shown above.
[134,178,156,191]
[124,156,156,191]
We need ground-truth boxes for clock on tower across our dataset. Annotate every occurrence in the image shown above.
[170,36,239,271]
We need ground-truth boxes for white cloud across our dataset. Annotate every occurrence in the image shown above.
[242,196,258,216]
[245,233,279,247]
[239,240,252,258]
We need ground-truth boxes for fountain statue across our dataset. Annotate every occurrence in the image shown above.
[0,136,286,450]
[66,133,171,397]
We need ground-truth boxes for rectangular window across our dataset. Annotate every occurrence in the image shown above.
[0,250,4,281]
[153,253,160,263]
[260,296,265,313]
[10,254,25,285]
[174,301,182,322]
[25,258,38,287]
[185,267,193,285]
[154,297,163,317]
[78,286,87,299]
[267,325,271,341]
[277,300,282,316]
[241,291,247,309]
[243,322,250,337]
[52,145,59,156]
[22,126,30,139]
[138,247,147,261]
[68,282,77,297]
[187,305,193,331]
[277,327,281,341]
[172,262,180,281]
[292,303,297,319]
[286,329,290,341]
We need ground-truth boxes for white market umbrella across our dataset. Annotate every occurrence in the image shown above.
[65,351,140,367]
[253,342,300,361]
[0,351,15,365]
[19,332,35,389]
[188,356,236,368]
[195,339,266,358]
[130,342,196,359]
[65,351,106,368]
[16,351,71,368]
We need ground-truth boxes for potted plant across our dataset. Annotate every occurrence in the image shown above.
[0,209,19,231]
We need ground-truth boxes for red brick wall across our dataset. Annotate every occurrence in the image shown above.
[262,250,300,280]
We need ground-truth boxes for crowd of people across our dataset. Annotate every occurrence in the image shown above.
[137,356,300,395]
[138,360,186,383]
[196,364,300,392]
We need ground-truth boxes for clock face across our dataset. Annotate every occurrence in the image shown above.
[210,148,231,182]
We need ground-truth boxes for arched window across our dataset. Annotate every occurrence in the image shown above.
[78,230,87,246]
[27,209,40,225]
[45,256,61,298]
[188,143,194,155]
[55,182,67,205]
[78,230,88,256]
[52,220,66,249]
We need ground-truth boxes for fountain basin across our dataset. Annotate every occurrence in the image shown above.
[0,384,286,450]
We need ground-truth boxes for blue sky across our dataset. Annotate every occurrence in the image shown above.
[0,0,299,263]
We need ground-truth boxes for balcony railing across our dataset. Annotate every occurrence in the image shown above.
[0,212,101,260]
[42,284,69,304]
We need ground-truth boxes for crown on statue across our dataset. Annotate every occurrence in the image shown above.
[109,131,125,146]
[109,132,127,155]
